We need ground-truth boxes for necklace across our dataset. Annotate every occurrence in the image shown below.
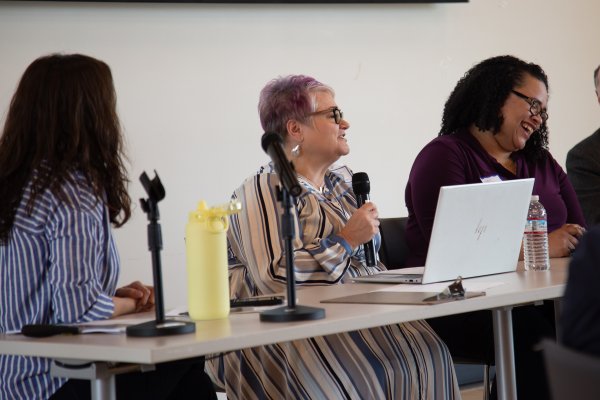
[297,173,325,194]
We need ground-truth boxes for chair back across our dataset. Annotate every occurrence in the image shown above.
[379,216,493,399]
[541,339,600,400]
[378,217,409,270]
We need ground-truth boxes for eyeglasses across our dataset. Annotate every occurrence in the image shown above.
[511,90,549,122]
[308,107,344,124]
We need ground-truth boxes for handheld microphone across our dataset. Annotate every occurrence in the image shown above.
[352,172,377,267]
[22,324,80,337]
[261,132,302,197]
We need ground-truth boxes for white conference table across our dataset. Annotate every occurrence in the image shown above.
[0,258,569,400]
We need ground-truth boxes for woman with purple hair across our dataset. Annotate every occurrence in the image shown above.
[207,75,460,399]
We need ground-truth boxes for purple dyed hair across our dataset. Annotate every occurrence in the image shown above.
[258,75,334,141]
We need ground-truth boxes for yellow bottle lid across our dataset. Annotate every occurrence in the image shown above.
[188,200,242,233]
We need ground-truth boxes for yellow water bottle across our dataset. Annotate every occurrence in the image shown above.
[185,200,241,320]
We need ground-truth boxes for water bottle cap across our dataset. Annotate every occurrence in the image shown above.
[531,195,539,201]
[188,199,242,232]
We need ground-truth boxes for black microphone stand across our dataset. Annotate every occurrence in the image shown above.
[126,171,195,337]
[260,186,325,322]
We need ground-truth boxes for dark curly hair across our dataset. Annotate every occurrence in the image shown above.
[440,55,549,160]
[0,53,131,243]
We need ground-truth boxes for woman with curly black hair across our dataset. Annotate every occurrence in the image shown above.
[404,55,587,399]
[406,55,585,268]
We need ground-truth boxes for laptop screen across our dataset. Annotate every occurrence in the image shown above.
[421,178,534,284]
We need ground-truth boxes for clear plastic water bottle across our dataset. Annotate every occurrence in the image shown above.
[523,195,550,271]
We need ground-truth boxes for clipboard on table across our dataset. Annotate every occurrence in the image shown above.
[322,277,485,305]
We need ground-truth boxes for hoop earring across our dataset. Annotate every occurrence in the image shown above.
[291,144,301,158]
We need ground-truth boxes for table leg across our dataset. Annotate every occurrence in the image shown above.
[492,306,517,400]
[553,298,562,340]
[91,375,116,400]
[51,360,143,400]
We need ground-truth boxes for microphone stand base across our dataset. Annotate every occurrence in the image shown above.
[126,319,195,337]
[260,305,325,322]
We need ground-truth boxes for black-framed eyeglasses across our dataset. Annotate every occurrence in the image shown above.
[308,107,344,124]
[511,90,549,122]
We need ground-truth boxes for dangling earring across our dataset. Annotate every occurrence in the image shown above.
[291,144,301,158]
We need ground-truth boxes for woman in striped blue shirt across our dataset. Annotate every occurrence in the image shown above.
[0,54,216,400]
[208,75,460,399]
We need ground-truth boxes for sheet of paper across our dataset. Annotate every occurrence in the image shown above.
[6,320,143,336]
[166,306,187,317]
[78,324,127,334]
[78,317,153,326]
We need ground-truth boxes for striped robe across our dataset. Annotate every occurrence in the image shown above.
[207,164,460,400]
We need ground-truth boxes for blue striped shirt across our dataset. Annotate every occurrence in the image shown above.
[0,170,119,400]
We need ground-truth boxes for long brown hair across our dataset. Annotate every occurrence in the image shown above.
[0,53,131,243]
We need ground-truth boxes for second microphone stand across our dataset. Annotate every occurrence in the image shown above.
[126,171,195,337]
[260,186,325,322]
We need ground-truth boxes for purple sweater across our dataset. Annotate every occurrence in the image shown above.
[405,130,586,266]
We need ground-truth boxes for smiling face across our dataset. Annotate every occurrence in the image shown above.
[298,90,350,167]
[495,73,548,152]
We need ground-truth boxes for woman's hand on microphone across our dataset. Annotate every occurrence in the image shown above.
[338,202,380,250]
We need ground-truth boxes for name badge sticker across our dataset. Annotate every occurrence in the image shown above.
[480,175,502,183]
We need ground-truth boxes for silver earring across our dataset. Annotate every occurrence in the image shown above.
[291,144,301,157]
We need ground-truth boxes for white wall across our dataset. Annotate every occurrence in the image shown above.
[1,0,599,308]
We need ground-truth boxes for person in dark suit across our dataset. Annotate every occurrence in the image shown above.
[561,226,600,356]
[566,65,600,227]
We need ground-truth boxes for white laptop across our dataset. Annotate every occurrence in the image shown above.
[353,178,534,284]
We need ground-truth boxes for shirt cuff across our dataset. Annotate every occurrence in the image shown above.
[79,293,115,322]
[327,234,353,255]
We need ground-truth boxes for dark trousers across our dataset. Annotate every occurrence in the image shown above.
[428,302,555,400]
[50,356,217,400]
